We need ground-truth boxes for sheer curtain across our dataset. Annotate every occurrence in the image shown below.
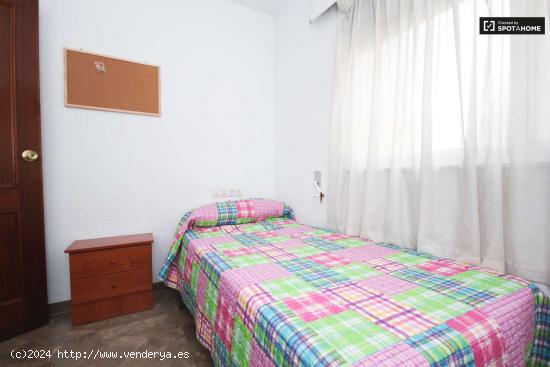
[328,0,550,291]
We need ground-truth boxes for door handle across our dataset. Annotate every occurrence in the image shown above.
[21,150,39,162]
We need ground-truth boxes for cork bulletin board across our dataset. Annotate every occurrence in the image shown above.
[64,48,160,116]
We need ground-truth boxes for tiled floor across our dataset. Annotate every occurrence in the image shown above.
[0,289,213,366]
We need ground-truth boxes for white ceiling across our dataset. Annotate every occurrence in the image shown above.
[227,0,287,16]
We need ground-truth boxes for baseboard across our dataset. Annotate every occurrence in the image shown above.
[48,281,168,317]
[152,281,169,293]
[48,299,72,317]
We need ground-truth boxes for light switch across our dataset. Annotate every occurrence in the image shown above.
[314,171,322,187]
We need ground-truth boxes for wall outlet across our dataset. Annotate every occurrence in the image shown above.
[212,188,242,198]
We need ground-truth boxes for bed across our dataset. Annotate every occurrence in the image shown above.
[160,199,549,367]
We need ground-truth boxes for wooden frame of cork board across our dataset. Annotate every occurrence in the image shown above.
[64,48,161,116]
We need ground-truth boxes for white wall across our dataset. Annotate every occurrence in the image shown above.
[274,1,337,227]
[40,0,276,303]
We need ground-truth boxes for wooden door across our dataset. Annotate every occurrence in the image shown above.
[0,0,48,340]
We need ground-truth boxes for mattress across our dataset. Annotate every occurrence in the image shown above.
[160,199,549,367]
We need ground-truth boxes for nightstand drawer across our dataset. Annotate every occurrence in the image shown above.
[69,244,150,279]
[72,291,153,326]
[71,268,151,305]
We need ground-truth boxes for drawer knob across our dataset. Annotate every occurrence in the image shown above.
[111,284,117,289]
[110,260,116,265]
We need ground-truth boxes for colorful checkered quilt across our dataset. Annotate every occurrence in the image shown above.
[159,199,549,367]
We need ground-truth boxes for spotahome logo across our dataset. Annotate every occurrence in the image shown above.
[483,20,496,32]
[480,17,545,34]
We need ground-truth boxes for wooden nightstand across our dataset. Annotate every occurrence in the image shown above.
[65,233,154,326]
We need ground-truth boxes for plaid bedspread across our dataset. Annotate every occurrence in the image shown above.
[160,199,549,367]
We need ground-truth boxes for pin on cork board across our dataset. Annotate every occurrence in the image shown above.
[64,48,160,116]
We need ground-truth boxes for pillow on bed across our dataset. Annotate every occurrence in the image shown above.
[173,199,295,240]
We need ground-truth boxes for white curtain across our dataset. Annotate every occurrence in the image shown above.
[328,0,550,291]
